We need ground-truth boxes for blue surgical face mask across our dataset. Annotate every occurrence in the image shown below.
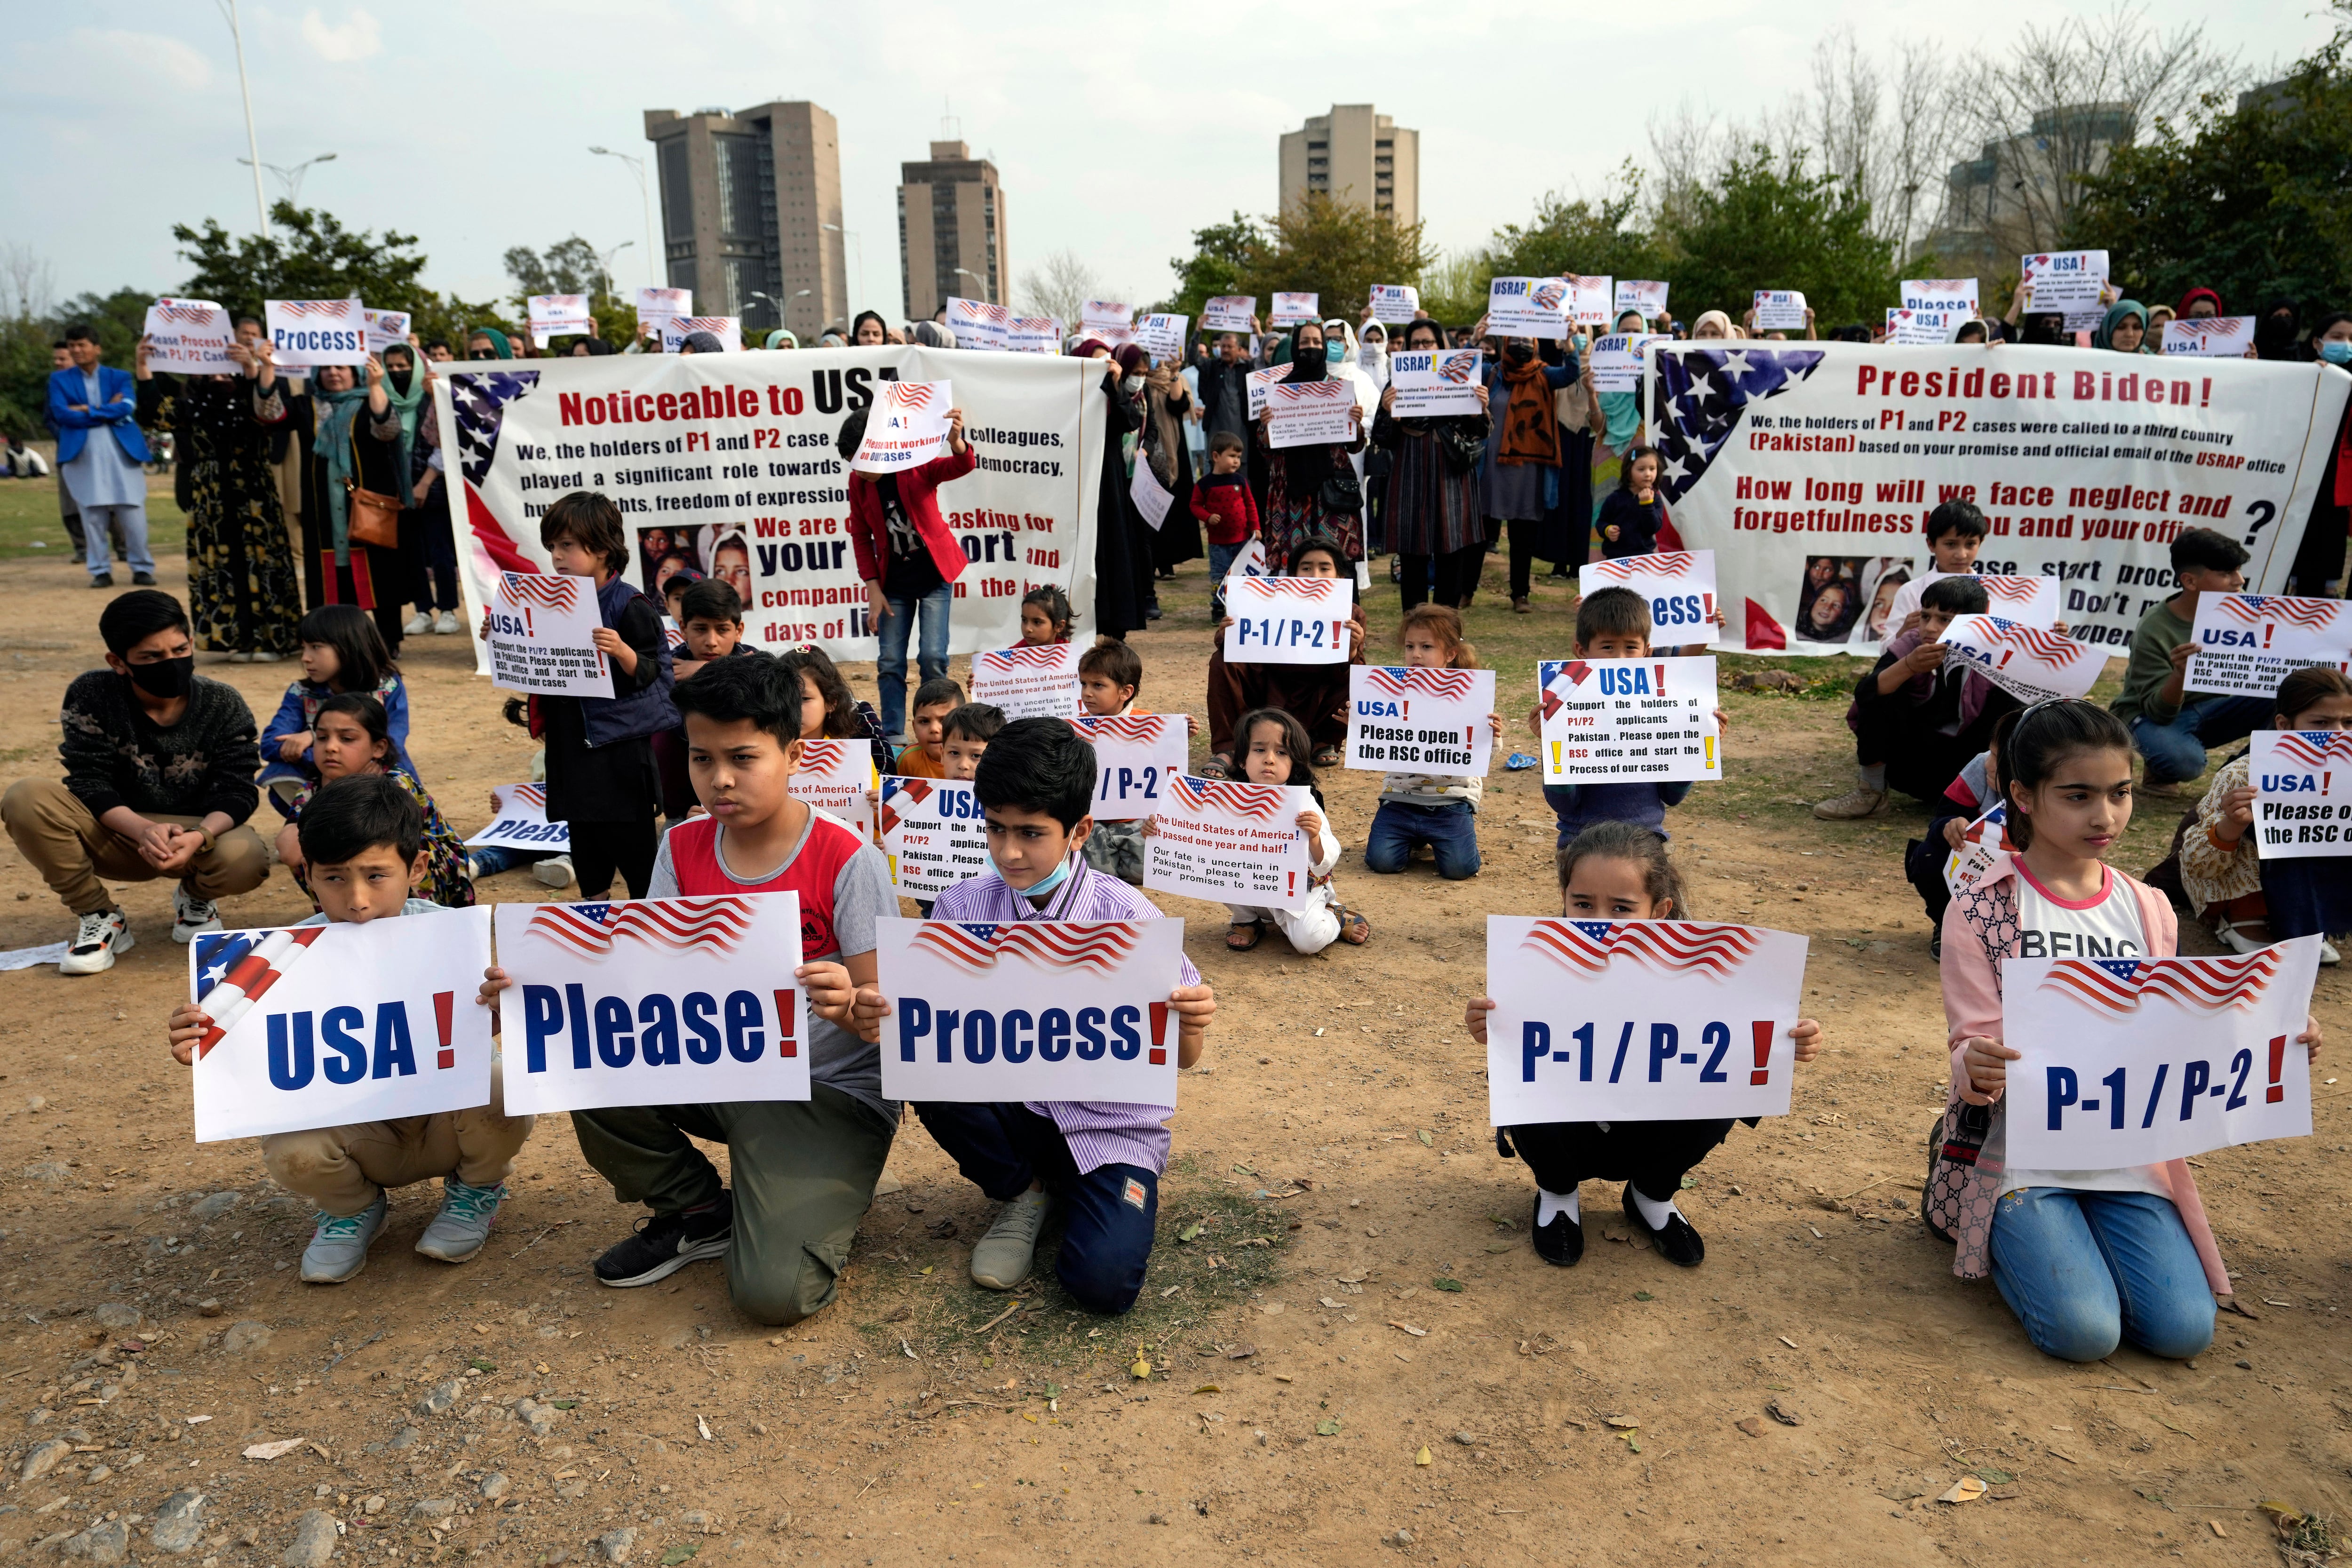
[2321,339,2352,365]
[1326,342,1345,364]
[1017,849,1078,903]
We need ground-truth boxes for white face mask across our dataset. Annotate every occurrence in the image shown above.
[1120,374,1145,394]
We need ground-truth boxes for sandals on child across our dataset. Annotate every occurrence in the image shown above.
[1197,755,1234,780]
[1337,907,1370,945]
[1312,746,1343,767]
[1226,920,1263,951]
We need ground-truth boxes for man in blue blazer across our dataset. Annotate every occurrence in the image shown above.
[47,323,155,588]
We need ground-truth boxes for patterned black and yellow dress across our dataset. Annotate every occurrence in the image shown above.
[287,769,477,912]
[136,372,302,657]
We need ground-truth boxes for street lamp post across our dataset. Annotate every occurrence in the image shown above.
[590,146,658,291]
[594,240,635,308]
[823,223,862,327]
[237,151,337,206]
[953,266,990,306]
[214,0,269,235]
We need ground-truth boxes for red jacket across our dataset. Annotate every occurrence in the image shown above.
[847,444,978,588]
[1189,473,1260,547]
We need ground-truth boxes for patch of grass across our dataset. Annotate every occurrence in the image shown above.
[0,474,186,560]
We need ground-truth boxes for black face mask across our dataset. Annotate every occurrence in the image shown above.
[126,656,195,700]
[1504,342,1535,365]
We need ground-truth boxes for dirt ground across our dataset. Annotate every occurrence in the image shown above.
[0,487,2344,1568]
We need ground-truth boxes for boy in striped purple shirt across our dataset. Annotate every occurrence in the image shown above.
[853,718,1216,1313]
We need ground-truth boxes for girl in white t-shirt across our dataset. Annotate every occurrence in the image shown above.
[1938,699,2323,1361]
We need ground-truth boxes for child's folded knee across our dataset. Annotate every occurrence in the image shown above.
[2029,1307,2124,1364]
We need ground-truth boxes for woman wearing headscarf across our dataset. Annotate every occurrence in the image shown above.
[851,311,889,346]
[1143,348,1203,582]
[2177,287,2225,321]
[1689,310,1735,341]
[131,329,303,660]
[1075,338,1145,638]
[1477,319,1576,614]
[2256,299,2304,362]
[2092,301,2153,353]
[1355,318,1392,392]
[1254,320,1369,573]
[1374,319,1490,610]
[364,342,446,639]
[1576,308,1651,563]
[289,352,412,655]
[465,327,514,361]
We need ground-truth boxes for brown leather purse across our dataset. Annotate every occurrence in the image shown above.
[342,420,401,549]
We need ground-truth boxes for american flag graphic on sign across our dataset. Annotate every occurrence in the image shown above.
[2216,595,2344,630]
[1245,578,1344,602]
[192,926,328,1055]
[1363,667,1477,701]
[2271,731,2352,769]
[673,317,732,334]
[1653,347,1827,503]
[884,381,937,411]
[1531,281,1568,311]
[908,921,1144,976]
[500,572,580,610]
[274,301,347,318]
[524,898,759,959]
[1069,715,1168,743]
[1165,774,1287,821]
[1520,920,1762,978]
[1979,577,2042,603]
[2040,949,2283,1017]
[799,739,852,772]
[1435,350,1480,384]
[152,302,221,326]
[1979,616,2079,663]
[450,370,543,487]
[503,783,548,811]
[1588,551,1700,583]
[978,645,1074,673]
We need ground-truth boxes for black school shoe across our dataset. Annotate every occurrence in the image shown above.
[1621,1184,1705,1267]
[1530,1193,1584,1267]
[594,1189,734,1287]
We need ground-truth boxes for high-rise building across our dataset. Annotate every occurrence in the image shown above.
[644,101,848,339]
[1279,105,1417,223]
[897,141,1008,322]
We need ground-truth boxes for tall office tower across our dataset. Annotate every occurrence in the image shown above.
[897,140,1008,322]
[1279,104,1418,223]
[644,101,848,338]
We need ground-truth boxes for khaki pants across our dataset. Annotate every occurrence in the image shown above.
[261,1059,535,1218]
[1,778,271,917]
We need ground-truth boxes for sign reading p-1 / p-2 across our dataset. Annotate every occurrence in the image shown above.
[492,895,808,1116]
[1223,576,1354,664]
[1070,714,1189,820]
[1485,916,1809,1124]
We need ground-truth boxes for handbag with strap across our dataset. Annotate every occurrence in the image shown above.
[342,421,401,549]
[1318,465,1363,515]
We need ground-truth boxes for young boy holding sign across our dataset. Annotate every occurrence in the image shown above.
[1816,576,2019,820]
[1535,589,1726,847]
[854,719,1217,1311]
[1938,699,2322,1361]
[168,775,532,1283]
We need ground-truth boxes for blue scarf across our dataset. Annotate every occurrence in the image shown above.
[312,382,373,563]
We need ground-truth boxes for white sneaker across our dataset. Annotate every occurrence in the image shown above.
[2323,938,2342,966]
[405,612,432,636]
[59,909,133,976]
[247,651,281,664]
[969,1187,1054,1290]
[433,611,460,636]
[532,854,576,890]
[172,884,222,944]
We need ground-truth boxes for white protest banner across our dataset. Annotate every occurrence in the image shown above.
[1201,296,1256,334]
[2162,317,2256,358]
[1938,614,2103,703]
[2189,594,2352,699]
[143,299,238,375]
[1567,275,1614,327]
[1134,313,1188,361]
[1387,347,1484,417]
[1221,537,1267,585]
[1884,309,1955,347]
[1071,714,1190,821]
[880,776,989,897]
[2019,250,2112,330]
[1539,656,1722,784]
[264,299,368,369]
[1367,285,1420,324]
[1943,801,2014,898]
[1081,300,1134,344]
[493,896,809,1116]
[945,298,1010,352]
[1347,667,1494,776]
[1008,316,1063,354]
[363,308,412,353]
[1614,280,1670,319]
[435,345,1105,667]
[1223,575,1355,665]
[1643,342,2350,655]
[636,287,691,336]
[1969,573,2064,628]
[2251,730,2352,860]
[2004,939,2320,1167]
[528,294,594,347]
[660,316,742,353]
[1130,458,1173,531]
[1143,774,1311,911]
[464,782,571,854]
[1589,334,1665,393]
[1487,277,1570,340]
[1581,550,1718,644]
[1270,292,1319,328]
[1902,278,1980,314]
[876,916,1186,1103]
[486,572,609,698]
[1264,378,1358,449]
[1751,291,1808,332]
[791,737,877,837]
[969,643,1083,720]
[1485,916,1809,1124]
[850,379,952,474]
[188,910,494,1142]
[1244,364,1287,420]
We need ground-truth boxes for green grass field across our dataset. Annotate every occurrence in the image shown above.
[0,473,186,560]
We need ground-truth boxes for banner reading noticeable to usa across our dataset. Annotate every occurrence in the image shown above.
[434,347,1106,668]
[1644,343,2350,655]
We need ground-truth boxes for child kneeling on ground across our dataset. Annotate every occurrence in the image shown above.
[1187,707,1366,952]
[1466,821,1821,1268]
[166,774,532,1283]
[1363,604,1498,880]
[854,717,1217,1313]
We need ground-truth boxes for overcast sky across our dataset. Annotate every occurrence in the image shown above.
[5,0,2333,319]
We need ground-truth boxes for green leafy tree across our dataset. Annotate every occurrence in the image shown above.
[1232,196,1435,330]
[173,200,510,350]
[0,288,151,438]
[1163,212,1265,320]
[503,236,635,346]
[1653,145,1896,329]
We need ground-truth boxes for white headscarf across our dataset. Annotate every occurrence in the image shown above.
[1319,318,1380,417]
[1356,320,1391,391]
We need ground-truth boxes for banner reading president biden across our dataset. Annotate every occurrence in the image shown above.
[435,347,1107,668]
[1644,343,2350,655]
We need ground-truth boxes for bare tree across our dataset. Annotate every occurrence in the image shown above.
[1800,31,1958,263]
[0,242,55,323]
[1017,247,1105,325]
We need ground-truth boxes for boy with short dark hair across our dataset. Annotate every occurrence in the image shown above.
[940,702,1006,781]
[892,677,967,779]
[674,578,747,678]
[1814,575,2018,819]
[485,655,893,1326]
[851,718,1216,1311]
[1076,643,1153,883]
[1536,588,1726,847]
[168,774,532,1282]
[2111,526,2267,791]
[1881,499,1990,638]
[1191,431,1258,617]
[2,589,270,973]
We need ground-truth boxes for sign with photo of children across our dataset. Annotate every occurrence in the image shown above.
[1538,657,1723,785]
[1795,555,1914,647]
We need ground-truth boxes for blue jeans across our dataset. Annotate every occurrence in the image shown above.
[2130,695,2272,784]
[1363,798,1482,880]
[912,1101,1158,1314]
[876,581,953,736]
[1208,541,1243,617]
[1988,1187,2215,1362]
